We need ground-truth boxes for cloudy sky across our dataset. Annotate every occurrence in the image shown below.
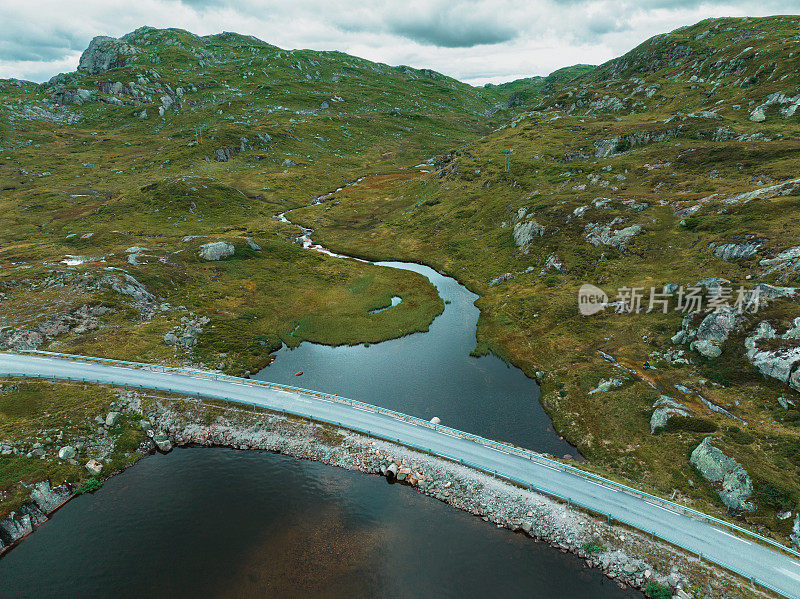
[1,0,798,85]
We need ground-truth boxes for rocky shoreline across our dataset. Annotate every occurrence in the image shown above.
[2,393,770,598]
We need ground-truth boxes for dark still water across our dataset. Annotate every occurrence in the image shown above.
[0,449,639,599]
[257,261,577,458]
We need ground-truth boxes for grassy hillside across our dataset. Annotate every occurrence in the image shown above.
[2,16,800,548]
[289,15,800,543]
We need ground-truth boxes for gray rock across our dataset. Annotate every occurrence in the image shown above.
[58,446,76,460]
[105,411,121,427]
[0,513,33,542]
[30,481,72,513]
[244,238,262,251]
[163,332,178,346]
[585,222,642,249]
[692,340,722,358]
[713,239,764,261]
[199,241,234,261]
[696,306,741,344]
[690,437,754,511]
[722,178,800,205]
[792,515,800,551]
[749,106,766,122]
[513,219,544,253]
[85,459,103,476]
[139,419,153,432]
[539,254,564,275]
[213,148,231,162]
[588,378,623,395]
[78,36,139,75]
[650,396,690,433]
[489,273,514,286]
[594,129,679,158]
[281,159,296,167]
[670,330,687,345]
[153,431,172,452]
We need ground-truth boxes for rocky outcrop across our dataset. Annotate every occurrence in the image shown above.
[513,219,544,253]
[0,481,73,554]
[650,396,689,433]
[792,515,800,552]
[51,87,96,106]
[78,36,140,75]
[588,378,623,395]
[713,238,764,261]
[0,303,111,351]
[749,92,800,122]
[760,245,800,281]
[488,272,514,286]
[594,128,679,158]
[690,437,754,512]
[721,178,800,205]
[198,241,234,261]
[688,306,743,358]
[745,320,800,392]
[585,220,642,249]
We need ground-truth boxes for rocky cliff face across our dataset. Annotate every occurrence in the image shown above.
[78,36,140,75]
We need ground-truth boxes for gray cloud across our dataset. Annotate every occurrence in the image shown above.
[0,25,87,62]
[387,13,518,47]
[1,0,800,84]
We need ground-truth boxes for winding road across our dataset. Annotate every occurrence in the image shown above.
[2,351,799,598]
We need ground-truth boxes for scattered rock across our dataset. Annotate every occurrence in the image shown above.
[198,241,234,261]
[713,238,764,261]
[105,412,121,427]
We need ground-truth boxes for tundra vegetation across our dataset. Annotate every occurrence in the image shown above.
[1,16,800,553]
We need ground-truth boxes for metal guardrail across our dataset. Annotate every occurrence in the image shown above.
[5,349,800,596]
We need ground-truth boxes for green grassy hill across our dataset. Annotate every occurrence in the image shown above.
[289,15,800,543]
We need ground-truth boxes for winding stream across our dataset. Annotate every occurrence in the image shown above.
[269,210,577,458]
[0,199,643,599]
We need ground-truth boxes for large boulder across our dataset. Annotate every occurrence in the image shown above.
[696,306,741,344]
[57,446,76,460]
[513,219,544,253]
[85,459,103,476]
[792,515,800,551]
[650,396,689,433]
[199,241,234,261]
[690,437,754,511]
